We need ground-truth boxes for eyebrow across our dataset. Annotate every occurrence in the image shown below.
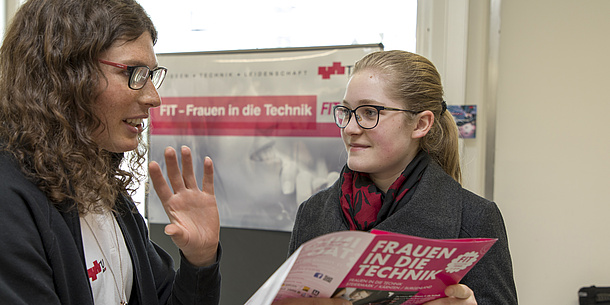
[342,99,381,107]
[121,59,159,69]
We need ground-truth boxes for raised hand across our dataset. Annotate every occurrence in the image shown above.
[149,146,219,267]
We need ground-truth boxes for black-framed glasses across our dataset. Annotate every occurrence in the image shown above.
[333,104,423,129]
[99,59,167,90]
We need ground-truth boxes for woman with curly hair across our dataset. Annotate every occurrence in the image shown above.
[0,0,220,304]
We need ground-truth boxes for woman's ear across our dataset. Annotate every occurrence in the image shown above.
[412,110,434,139]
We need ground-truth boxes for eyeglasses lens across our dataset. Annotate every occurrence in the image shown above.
[334,107,350,128]
[129,67,167,90]
[151,68,167,89]
[358,107,379,128]
[130,67,150,89]
[333,106,380,129]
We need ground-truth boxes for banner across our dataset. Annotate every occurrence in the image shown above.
[147,45,382,231]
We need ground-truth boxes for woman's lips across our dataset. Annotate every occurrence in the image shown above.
[123,118,145,133]
[348,142,369,150]
[124,118,143,127]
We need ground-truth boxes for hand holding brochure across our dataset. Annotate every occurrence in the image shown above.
[246,230,496,305]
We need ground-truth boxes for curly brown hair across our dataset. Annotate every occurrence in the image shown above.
[0,0,158,213]
[353,50,462,183]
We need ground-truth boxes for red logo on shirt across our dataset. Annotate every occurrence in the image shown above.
[87,259,106,281]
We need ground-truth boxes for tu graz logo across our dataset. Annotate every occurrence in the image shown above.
[318,62,354,79]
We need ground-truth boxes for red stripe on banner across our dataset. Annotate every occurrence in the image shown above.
[150,96,341,137]
[150,122,340,137]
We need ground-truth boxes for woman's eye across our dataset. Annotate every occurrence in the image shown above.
[363,109,376,118]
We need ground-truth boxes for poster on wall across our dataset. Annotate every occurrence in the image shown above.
[447,105,477,139]
[147,44,382,231]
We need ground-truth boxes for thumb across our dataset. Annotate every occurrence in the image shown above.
[164,223,181,236]
[445,284,473,299]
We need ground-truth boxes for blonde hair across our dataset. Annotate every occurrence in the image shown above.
[353,50,461,183]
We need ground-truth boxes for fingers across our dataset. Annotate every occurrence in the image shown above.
[179,146,196,188]
[163,146,186,193]
[149,161,173,203]
[445,284,473,299]
[202,156,215,195]
[164,223,181,237]
[149,146,210,202]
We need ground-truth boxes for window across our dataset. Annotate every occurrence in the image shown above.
[137,0,417,53]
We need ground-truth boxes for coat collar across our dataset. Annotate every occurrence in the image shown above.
[369,162,463,239]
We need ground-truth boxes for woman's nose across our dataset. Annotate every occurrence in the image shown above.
[139,80,162,108]
[343,113,363,134]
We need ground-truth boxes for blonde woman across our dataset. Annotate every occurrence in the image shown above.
[283,51,517,305]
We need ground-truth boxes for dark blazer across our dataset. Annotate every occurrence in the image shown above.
[0,152,221,305]
[289,162,518,305]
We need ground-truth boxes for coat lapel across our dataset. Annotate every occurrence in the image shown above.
[375,163,463,239]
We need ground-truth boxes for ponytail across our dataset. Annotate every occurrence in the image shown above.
[421,106,461,183]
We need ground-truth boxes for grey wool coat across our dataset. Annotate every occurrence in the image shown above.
[289,162,518,305]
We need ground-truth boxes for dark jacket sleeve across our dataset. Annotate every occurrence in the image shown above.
[173,247,222,304]
[458,193,518,305]
[0,155,93,305]
[118,197,221,305]
[288,179,345,256]
[0,184,68,304]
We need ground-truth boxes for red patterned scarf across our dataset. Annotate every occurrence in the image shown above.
[340,150,430,231]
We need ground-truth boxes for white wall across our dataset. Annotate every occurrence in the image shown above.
[494,0,610,304]
[422,0,610,304]
[417,0,490,197]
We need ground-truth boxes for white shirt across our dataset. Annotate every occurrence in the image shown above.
[81,210,133,304]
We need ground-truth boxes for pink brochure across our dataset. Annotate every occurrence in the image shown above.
[246,230,496,305]
[334,230,497,304]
